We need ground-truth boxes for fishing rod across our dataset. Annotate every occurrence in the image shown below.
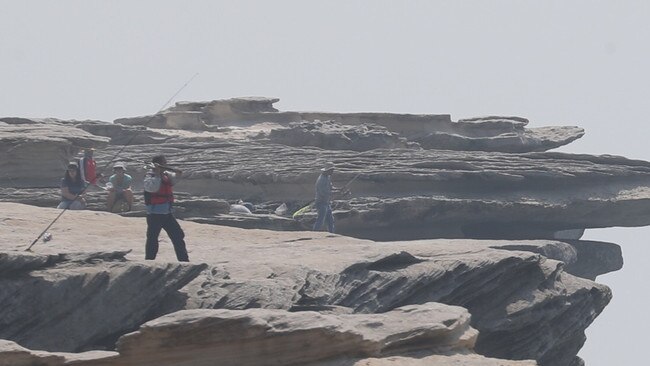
[336,172,361,197]
[25,73,199,251]
[142,161,182,173]
[292,172,361,219]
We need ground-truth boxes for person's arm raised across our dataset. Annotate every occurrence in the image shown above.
[143,172,162,192]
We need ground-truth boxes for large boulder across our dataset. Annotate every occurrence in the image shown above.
[111,304,478,366]
[0,305,537,366]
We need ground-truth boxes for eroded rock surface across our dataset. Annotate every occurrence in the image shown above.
[113,97,582,153]
[112,304,477,366]
[0,98,636,243]
[0,308,536,366]
[261,120,416,151]
[81,142,650,241]
[0,340,117,366]
[0,203,610,365]
[0,249,206,352]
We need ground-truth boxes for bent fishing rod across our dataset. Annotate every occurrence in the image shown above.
[25,73,199,251]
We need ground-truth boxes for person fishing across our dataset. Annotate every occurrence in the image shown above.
[143,155,189,262]
[24,73,199,253]
[57,161,87,210]
[313,163,338,233]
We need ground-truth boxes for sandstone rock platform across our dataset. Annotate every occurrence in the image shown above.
[0,203,616,365]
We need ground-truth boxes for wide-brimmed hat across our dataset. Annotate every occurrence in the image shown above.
[67,161,78,169]
[113,162,127,170]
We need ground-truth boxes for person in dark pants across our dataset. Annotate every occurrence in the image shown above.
[313,163,336,233]
[143,155,189,262]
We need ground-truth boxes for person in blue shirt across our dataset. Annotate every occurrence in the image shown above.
[57,161,86,210]
[313,164,336,233]
[106,161,134,211]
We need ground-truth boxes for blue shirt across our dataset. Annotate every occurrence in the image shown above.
[315,174,332,204]
[146,202,173,215]
[109,173,132,192]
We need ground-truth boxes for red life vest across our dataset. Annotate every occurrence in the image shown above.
[146,174,174,205]
[79,157,98,185]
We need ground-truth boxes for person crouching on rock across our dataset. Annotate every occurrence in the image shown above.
[57,161,87,210]
[143,155,189,262]
[106,161,134,212]
[313,163,336,233]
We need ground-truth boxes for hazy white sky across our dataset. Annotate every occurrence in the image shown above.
[2,1,649,364]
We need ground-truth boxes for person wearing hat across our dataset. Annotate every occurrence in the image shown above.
[313,164,336,233]
[106,161,133,211]
[57,161,87,210]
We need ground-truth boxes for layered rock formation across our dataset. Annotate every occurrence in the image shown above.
[0,99,646,242]
[0,118,109,187]
[0,97,645,365]
[114,97,583,153]
[0,250,206,352]
[0,203,614,365]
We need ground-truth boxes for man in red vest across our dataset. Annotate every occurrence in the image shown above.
[143,155,189,262]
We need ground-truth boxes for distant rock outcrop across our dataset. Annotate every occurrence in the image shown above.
[74,121,171,145]
[414,118,584,153]
[262,120,416,151]
[114,97,583,153]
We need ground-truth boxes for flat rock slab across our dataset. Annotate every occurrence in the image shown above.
[87,141,650,239]
[111,304,476,366]
[0,340,116,366]
[332,353,537,366]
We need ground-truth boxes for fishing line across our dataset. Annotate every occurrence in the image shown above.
[25,73,199,251]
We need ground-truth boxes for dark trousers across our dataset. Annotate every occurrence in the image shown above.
[146,214,189,262]
[312,201,334,233]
